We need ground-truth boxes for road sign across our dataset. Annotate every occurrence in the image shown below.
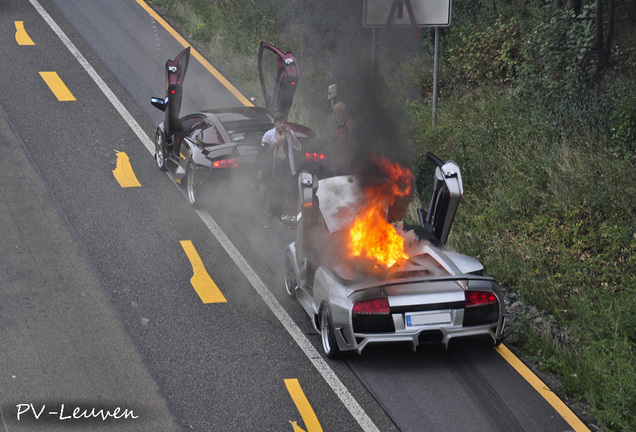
[363,0,452,125]
[364,0,452,28]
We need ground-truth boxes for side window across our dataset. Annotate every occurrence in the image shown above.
[260,49,280,109]
[415,153,463,246]
[190,127,204,142]
[258,43,298,116]
[199,126,222,145]
[415,154,443,221]
[182,116,205,137]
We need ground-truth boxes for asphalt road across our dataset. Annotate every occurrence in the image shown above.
[0,0,582,431]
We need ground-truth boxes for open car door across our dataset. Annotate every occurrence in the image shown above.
[151,47,191,142]
[415,152,464,246]
[257,42,298,117]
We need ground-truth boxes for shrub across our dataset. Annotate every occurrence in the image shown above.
[520,1,596,96]
[446,17,523,85]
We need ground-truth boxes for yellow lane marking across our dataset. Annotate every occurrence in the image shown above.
[496,344,589,432]
[135,0,253,107]
[15,21,35,45]
[180,240,227,303]
[289,420,306,432]
[112,151,141,187]
[285,379,323,432]
[39,71,75,101]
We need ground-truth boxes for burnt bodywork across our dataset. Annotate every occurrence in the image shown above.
[150,43,321,207]
[285,153,505,357]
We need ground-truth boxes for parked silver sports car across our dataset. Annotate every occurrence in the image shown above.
[284,153,505,358]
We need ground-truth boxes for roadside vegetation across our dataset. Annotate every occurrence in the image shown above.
[149,0,635,430]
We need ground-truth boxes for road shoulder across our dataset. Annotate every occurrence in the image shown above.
[0,106,181,431]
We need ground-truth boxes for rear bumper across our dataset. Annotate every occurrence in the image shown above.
[335,319,505,354]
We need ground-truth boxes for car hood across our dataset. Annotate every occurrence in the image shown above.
[330,242,485,291]
[315,175,376,234]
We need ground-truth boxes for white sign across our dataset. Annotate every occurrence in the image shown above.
[364,0,452,28]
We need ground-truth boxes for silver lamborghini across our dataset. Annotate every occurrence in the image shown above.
[284,153,506,358]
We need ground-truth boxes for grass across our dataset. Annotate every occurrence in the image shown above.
[147,1,635,430]
[417,85,636,430]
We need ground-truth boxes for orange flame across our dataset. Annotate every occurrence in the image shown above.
[348,156,413,269]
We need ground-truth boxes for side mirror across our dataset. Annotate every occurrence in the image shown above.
[151,97,167,112]
[298,171,314,208]
[417,208,428,227]
[328,84,337,111]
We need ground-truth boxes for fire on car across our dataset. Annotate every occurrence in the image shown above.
[285,153,505,358]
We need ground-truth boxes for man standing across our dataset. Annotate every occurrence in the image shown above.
[261,112,302,228]
[330,102,357,174]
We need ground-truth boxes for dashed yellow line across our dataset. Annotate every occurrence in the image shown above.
[496,344,589,432]
[285,379,323,432]
[39,71,75,101]
[180,240,227,303]
[15,21,35,45]
[112,151,141,187]
[134,0,252,107]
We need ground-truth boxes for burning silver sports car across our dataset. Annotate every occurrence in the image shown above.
[284,153,505,358]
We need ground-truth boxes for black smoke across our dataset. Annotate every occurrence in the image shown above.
[273,0,417,172]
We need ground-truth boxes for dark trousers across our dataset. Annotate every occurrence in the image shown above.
[264,170,296,221]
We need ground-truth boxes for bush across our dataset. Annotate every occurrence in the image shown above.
[607,84,636,159]
[520,2,596,95]
[446,17,523,85]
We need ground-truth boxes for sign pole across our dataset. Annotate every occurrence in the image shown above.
[432,27,440,126]
[372,28,377,72]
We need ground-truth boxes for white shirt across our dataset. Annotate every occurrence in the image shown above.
[261,127,301,175]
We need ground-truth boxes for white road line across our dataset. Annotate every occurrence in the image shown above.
[195,210,379,432]
[0,405,9,432]
[30,1,379,431]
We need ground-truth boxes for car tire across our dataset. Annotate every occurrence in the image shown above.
[185,163,199,208]
[319,305,341,359]
[284,255,297,299]
[155,129,168,172]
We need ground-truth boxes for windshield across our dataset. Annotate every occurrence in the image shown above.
[224,120,273,143]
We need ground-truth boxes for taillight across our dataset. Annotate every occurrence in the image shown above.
[352,298,390,315]
[305,152,326,163]
[212,158,239,169]
[465,291,498,308]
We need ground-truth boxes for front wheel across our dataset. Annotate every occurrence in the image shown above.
[494,334,503,346]
[284,255,297,299]
[155,129,168,171]
[319,305,341,359]
[185,163,199,207]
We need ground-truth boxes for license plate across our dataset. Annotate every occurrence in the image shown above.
[405,311,451,327]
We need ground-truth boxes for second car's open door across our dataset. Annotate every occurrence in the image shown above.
[415,152,464,246]
[257,42,298,117]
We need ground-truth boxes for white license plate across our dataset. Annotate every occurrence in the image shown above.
[405,311,451,327]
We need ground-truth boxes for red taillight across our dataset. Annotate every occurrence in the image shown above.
[352,297,390,315]
[305,152,326,163]
[212,158,239,169]
[465,291,498,308]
